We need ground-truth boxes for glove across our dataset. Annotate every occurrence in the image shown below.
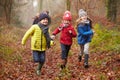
[50,40,54,46]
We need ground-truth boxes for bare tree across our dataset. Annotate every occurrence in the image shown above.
[73,0,96,14]
[0,0,13,24]
[66,0,71,11]
[73,0,105,17]
[106,0,117,22]
[39,0,43,12]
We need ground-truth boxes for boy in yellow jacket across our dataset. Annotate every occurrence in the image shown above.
[22,12,53,75]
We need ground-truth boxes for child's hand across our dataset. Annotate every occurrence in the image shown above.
[51,35,55,40]
[69,30,72,34]
[92,29,95,34]
[21,44,27,49]
[58,26,63,31]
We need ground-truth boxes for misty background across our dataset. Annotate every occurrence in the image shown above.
[0,0,120,27]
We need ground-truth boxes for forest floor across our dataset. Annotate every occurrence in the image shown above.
[0,26,120,80]
[1,40,120,80]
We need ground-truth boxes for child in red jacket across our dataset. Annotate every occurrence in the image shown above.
[51,11,77,69]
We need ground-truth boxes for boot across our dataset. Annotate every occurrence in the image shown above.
[84,54,89,68]
[60,65,66,69]
[60,59,67,69]
[36,70,41,76]
[78,55,82,62]
[36,63,43,76]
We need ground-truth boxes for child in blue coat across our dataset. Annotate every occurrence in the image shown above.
[76,9,94,68]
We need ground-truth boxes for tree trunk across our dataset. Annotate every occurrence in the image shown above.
[66,0,71,11]
[5,0,12,24]
[39,0,43,12]
[0,0,13,24]
[106,0,117,22]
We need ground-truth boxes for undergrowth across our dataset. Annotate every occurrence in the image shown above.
[0,25,23,61]
[90,23,120,54]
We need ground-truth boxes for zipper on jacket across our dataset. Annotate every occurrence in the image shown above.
[41,31,43,51]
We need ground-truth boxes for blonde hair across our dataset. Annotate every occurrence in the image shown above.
[76,17,93,29]
[76,18,82,29]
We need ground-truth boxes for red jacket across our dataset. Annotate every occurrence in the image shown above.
[52,23,77,45]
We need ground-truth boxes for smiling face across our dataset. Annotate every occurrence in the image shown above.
[63,20,70,24]
[62,20,71,27]
[39,18,48,26]
[81,15,87,22]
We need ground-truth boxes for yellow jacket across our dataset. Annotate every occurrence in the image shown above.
[22,24,53,51]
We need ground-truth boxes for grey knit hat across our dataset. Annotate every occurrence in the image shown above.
[78,9,87,17]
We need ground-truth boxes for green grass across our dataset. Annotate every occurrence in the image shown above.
[0,45,14,61]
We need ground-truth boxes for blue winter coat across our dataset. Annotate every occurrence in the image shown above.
[77,23,93,45]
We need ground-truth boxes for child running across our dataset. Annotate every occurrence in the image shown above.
[76,9,94,68]
[22,12,53,75]
[51,11,77,69]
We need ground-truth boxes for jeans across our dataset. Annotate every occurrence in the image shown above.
[33,50,45,63]
[61,43,71,59]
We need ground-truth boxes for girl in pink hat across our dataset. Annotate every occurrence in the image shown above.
[51,11,77,69]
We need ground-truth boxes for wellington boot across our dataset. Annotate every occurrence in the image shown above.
[36,70,41,76]
[60,65,66,70]
[78,56,82,62]
[84,54,89,68]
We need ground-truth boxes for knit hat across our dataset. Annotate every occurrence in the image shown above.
[64,10,71,15]
[39,12,51,22]
[78,9,87,17]
[63,11,72,21]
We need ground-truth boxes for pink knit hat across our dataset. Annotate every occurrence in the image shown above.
[63,11,72,21]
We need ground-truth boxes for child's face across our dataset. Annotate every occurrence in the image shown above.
[40,18,48,26]
[81,15,87,21]
[62,20,70,25]
[62,20,71,27]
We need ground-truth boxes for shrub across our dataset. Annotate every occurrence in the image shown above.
[90,23,120,53]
